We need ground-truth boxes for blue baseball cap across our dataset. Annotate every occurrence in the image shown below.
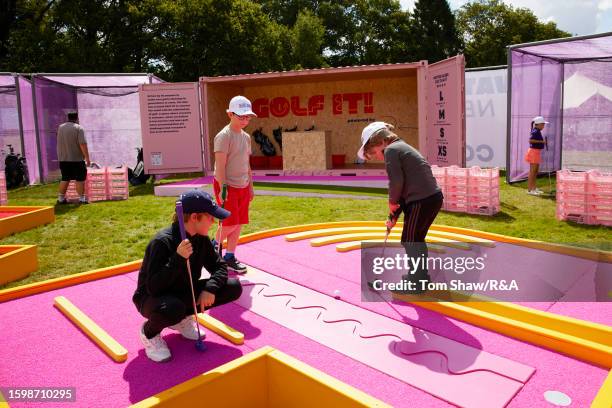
[179,190,230,219]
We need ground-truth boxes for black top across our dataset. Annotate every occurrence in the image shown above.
[384,140,441,205]
[132,223,227,308]
[529,128,545,150]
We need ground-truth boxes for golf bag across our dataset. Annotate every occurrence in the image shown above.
[128,147,150,186]
[4,144,28,189]
[253,128,276,156]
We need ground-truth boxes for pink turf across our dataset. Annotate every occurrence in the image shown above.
[236,235,610,407]
[0,235,609,407]
[0,272,448,408]
[0,211,17,219]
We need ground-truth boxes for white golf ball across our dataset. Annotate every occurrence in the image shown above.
[333,289,341,299]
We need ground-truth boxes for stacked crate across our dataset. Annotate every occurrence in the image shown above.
[431,165,500,216]
[0,172,7,205]
[65,166,129,203]
[106,166,129,200]
[556,170,612,226]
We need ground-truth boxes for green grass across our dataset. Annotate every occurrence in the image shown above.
[1,175,610,290]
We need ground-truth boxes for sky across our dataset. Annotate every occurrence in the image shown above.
[399,0,612,36]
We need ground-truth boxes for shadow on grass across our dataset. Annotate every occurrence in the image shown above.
[129,183,155,197]
[442,209,515,223]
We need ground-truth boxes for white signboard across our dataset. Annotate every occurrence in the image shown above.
[465,68,507,168]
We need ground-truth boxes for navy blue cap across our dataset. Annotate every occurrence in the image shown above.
[178,190,230,220]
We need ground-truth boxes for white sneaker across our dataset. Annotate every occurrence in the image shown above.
[534,188,545,195]
[527,190,539,195]
[139,324,171,363]
[169,316,205,341]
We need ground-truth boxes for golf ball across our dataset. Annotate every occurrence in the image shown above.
[333,289,341,299]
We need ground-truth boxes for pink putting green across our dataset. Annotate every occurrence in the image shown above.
[0,233,608,407]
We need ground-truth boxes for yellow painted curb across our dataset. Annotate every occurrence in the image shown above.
[335,241,446,253]
[287,226,495,247]
[197,313,244,345]
[0,206,55,238]
[130,346,390,407]
[54,296,128,363]
[393,292,612,368]
[0,245,37,286]
[310,233,471,250]
[591,370,612,407]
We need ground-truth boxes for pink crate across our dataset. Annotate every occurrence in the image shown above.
[587,204,612,216]
[587,214,612,227]
[587,171,612,195]
[444,201,469,212]
[557,169,589,183]
[556,192,587,205]
[557,200,588,212]
[431,165,446,179]
[587,194,612,206]
[557,183,587,195]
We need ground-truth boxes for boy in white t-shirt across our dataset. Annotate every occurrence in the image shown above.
[213,96,256,273]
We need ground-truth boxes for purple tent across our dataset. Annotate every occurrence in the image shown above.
[32,73,163,182]
[507,32,612,182]
[0,73,38,184]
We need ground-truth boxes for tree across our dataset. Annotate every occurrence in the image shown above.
[156,0,290,81]
[456,0,571,67]
[411,0,463,63]
[257,0,416,67]
[289,9,326,69]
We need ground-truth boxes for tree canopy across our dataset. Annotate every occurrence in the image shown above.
[0,0,576,79]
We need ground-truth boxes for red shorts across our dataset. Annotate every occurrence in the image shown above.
[524,148,542,164]
[213,179,251,226]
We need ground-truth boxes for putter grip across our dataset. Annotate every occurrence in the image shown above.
[175,201,187,240]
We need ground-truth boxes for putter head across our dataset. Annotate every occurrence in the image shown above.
[195,339,207,352]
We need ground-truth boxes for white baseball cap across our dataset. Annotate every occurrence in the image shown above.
[357,121,390,160]
[227,95,257,117]
[533,116,549,124]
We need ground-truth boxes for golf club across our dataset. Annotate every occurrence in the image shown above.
[175,201,206,352]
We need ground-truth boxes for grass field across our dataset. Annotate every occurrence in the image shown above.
[1,175,610,290]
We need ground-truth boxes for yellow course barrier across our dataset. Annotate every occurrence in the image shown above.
[394,291,612,368]
[130,346,390,408]
[197,313,244,345]
[0,206,55,238]
[335,241,446,253]
[310,233,472,250]
[287,226,495,247]
[54,296,128,363]
[591,370,612,408]
[0,245,37,286]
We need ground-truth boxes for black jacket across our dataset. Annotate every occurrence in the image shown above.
[132,223,228,309]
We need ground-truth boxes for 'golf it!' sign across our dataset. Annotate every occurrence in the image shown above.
[426,56,466,167]
[252,93,374,117]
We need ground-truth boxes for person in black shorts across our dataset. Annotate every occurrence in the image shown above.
[56,112,90,204]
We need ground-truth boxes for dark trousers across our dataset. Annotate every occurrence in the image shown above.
[401,192,444,279]
[139,278,243,338]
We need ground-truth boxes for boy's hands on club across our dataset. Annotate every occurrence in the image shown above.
[177,239,193,259]
[199,291,215,309]
[386,216,398,230]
